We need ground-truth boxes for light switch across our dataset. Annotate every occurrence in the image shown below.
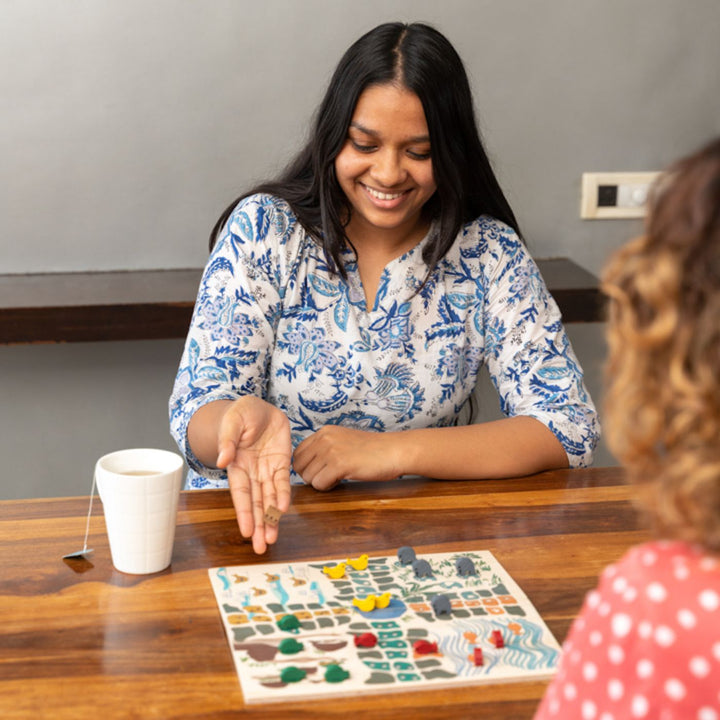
[581,172,660,219]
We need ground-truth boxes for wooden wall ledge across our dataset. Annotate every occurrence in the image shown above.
[0,259,604,344]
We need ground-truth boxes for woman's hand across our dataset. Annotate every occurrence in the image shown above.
[215,396,292,553]
[293,426,400,491]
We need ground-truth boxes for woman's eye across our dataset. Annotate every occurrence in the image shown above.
[351,141,376,153]
[408,149,431,160]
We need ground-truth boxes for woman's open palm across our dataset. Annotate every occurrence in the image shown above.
[216,396,292,553]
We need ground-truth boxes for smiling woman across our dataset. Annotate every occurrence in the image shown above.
[168,22,600,555]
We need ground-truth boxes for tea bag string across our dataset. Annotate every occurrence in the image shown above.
[80,473,97,553]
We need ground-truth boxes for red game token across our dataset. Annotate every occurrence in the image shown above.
[413,639,438,654]
[354,632,378,648]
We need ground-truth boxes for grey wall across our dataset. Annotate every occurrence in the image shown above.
[4,0,719,276]
[2,1,719,498]
[1,339,184,499]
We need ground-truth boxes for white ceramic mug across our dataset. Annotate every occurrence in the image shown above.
[96,448,184,574]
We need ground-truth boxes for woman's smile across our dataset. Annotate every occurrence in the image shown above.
[361,183,411,206]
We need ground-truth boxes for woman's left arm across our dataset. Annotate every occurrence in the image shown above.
[293,416,566,490]
[479,235,600,471]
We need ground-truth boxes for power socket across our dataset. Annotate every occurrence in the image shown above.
[581,172,660,219]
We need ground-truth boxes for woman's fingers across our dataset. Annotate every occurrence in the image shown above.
[228,464,255,540]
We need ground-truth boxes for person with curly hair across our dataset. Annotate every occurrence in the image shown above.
[534,136,720,719]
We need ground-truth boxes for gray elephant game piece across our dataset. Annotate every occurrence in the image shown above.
[412,558,433,578]
[431,593,452,617]
[455,556,477,577]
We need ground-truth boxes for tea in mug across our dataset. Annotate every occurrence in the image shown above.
[120,470,164,476]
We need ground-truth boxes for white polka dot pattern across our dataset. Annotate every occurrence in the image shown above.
[654,625,676,647]
[611,613,632,638]
[607,678,624,700]
[636,659,654,679]
[699,590,720,612]
[664,677,686,701]
[691,656,711,678]
[631,694,649,717]
[533,541,720,720]
[698,708,718,720]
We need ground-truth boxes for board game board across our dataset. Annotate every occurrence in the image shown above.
[208,549,561,704]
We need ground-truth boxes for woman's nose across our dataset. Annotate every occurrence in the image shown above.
[370,149,406,187]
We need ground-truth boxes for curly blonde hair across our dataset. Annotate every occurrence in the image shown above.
[602,136,720,551]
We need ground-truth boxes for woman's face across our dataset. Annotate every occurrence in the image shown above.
[334,83,437,242]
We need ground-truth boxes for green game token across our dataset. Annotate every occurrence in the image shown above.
[278,638,304,654]
[280,666,307,683]
[277,614,300,631]
[324,664,350,683]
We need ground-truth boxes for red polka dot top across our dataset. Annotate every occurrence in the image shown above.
[534,540,720,720]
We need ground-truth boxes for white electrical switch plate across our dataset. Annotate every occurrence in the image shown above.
[581,171,661,219]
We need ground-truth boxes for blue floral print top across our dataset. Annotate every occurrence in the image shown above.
[169,194,599,488]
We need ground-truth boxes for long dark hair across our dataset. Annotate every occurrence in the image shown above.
[210,22,520,280]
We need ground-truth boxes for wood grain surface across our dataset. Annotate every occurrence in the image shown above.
[0,467,646,719]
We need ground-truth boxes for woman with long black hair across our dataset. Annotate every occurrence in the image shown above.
[170,22,599,553]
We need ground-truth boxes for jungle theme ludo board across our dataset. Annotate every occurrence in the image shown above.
[208,549,561,704]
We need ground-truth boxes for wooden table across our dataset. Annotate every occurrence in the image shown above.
[0,467,645,719]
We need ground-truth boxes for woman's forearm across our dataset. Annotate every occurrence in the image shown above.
[186,400,235,468]
[294,415,570,490]
[390,416,569,480]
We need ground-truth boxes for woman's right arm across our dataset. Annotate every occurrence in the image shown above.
[169,194,298,551]
[188,397,292,554]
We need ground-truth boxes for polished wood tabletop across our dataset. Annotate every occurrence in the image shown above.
[0,467,647,719]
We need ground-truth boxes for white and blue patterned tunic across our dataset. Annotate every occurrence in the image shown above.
[169,194,599,488]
